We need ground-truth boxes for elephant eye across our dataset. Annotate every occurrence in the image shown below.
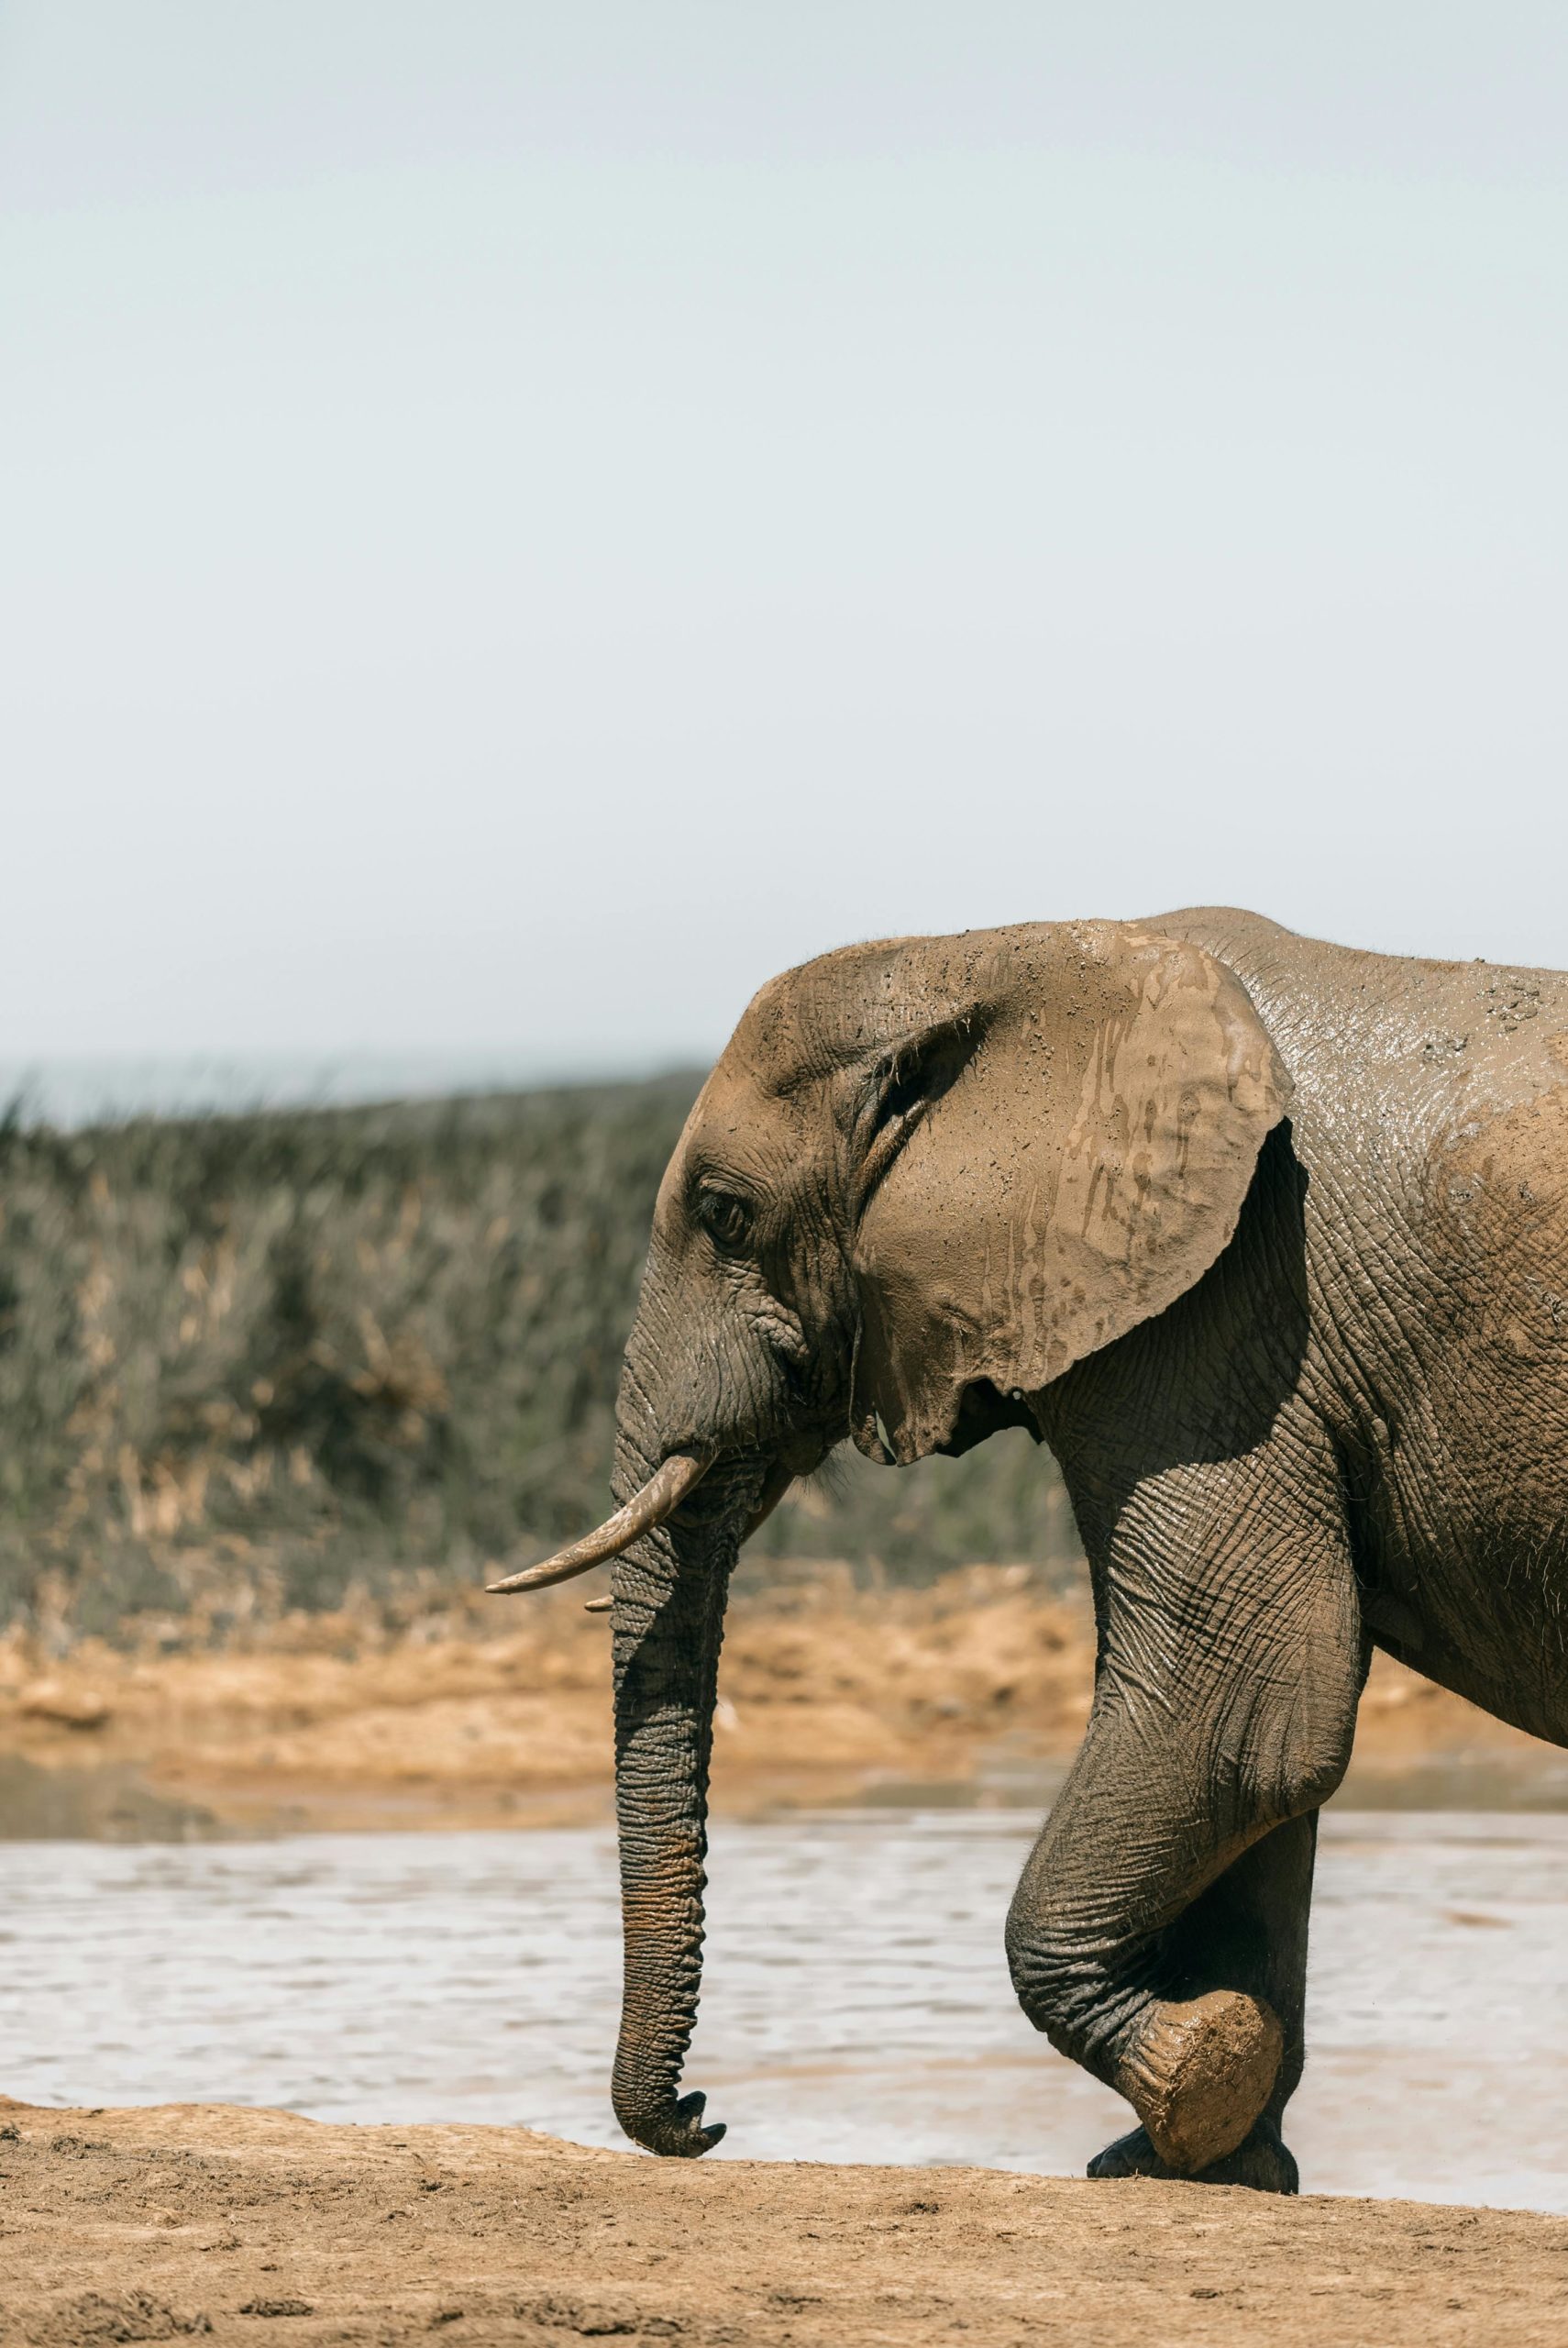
[696,1188,755,1251]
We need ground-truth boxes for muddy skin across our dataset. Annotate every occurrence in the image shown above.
[536,910,1568,2192]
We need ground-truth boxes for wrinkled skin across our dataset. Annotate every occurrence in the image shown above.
[598,909,1568,2188]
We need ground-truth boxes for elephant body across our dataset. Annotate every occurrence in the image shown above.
[536,909,1568,2191]
[1015,910,1568,2186]
[1176,906,1568,1744]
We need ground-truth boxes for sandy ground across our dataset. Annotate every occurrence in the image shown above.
[0,1567,1561,1834]
[0,2098,1562,2347]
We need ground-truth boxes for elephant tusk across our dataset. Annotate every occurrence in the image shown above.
[485,1452,711,1594]
[579,1463,792,1615]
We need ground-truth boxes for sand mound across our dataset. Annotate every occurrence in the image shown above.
[0,2097,1559,2344]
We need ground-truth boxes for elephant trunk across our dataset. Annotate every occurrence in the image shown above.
[609,1430,754,2158]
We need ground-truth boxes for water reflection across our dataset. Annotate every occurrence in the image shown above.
[1,1810,1564,2211]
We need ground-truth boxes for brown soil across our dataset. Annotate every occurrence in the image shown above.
[0,1567,1559,1834]
[0,2098,1561,2346]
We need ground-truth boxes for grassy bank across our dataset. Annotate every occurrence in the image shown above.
[0,1081,1081,1642]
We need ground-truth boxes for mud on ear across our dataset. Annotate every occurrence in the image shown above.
[841,1009,990,1466]
[848,927,1293,1465]
[846,1013,991,1218]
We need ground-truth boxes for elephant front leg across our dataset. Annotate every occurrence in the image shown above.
[1085,1811,1319,2192]
[1006,1477,1361,2190]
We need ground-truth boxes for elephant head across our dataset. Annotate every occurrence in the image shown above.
[492,919,1291,2157]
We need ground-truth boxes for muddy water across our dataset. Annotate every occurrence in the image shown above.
[1,1810,1564,2212]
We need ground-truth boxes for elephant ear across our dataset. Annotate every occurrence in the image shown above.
[848,925,1293,1465]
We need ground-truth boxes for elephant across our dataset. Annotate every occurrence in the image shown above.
[492,907,1568,2193]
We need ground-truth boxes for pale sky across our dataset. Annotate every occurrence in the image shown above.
[4,4,1566,1094]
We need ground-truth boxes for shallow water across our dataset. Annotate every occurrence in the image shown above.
[2,1809,1564,2212]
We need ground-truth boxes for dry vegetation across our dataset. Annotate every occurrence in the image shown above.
[0,1082,1079,1648]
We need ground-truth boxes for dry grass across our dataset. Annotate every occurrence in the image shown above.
[0,1084,1081,1647]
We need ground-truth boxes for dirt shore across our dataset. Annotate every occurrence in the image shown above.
[0,2098,1562,2346]
[0,1567,1561,1834]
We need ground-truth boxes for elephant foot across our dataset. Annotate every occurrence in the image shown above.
[1088,2117,1298,2195]
[1112,1989,1283,2174]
